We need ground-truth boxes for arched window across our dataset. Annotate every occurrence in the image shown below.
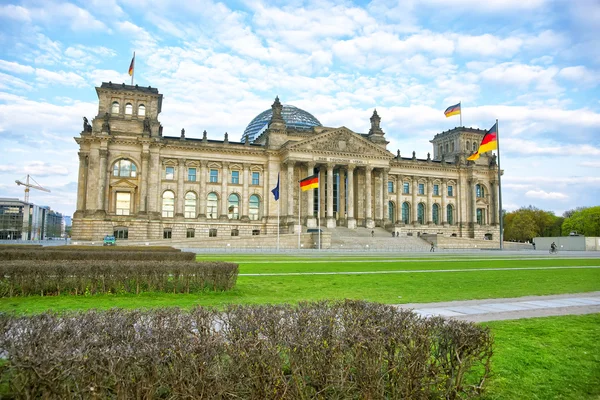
[388,201,395,221]
[432,204,439,225]
[402,202,410,224]
[228,193,240,219]
[207,193,218,219]
[451,142,455,152]
[476,184,485,198]
[184,192,197,218]
[417,203,425,224]
[125,103,133,115]
[473,142,478,151]
[162,191,175,218]
[447,204,454,225]
[111,101,119,114]
[138,104,145,116]
[445,143,449,153]
[249,194,260,221]
[112,159,137,177]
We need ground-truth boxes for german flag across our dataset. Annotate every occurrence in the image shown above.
[444,102,461,117]
[300,174,319,191]
[128,54,135,76]
[467,122,498,161]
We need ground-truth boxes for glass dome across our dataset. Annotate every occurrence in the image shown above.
[241,105,322,143]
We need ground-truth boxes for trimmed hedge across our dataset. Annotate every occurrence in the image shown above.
[0,260,238,296]
[47,245,182,252]
[0,249,195,261]
[0,301,493,399]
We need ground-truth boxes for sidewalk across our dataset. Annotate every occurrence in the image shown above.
[396,292,600,322]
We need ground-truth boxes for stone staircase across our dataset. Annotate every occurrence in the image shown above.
[329,227,431,252]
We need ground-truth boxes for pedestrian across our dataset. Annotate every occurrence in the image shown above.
[371,230,374,237]
[532,240,536,250]
[430,243,435,252]
[392,231,395,237]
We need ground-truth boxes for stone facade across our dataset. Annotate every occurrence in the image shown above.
[72,82,501,243]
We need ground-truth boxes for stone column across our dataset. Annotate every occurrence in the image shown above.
[176,158,185,218]
[441,179,448,225]
[76,152,88,213]
[242,163,250,221]
[198,161,207,218]
[97,148,108,213]
[139,152,150,213]
[286,161,295,220]
[396,175,402,224]
[326,163,335,228]
[306,162,316,228]
[412,177,418,224]
[365,166,374,228]
[220,162,229,220]
[382,168,389,225]
[148,151,160,216]
[347,165,356,229]
[427,178,433,225]
[339,167,346,223]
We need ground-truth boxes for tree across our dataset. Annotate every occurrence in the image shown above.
[503,206,562,241]
[562,206,600,236]
[504,211,537,242]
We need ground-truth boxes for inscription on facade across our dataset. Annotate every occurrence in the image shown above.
[315,157,366,164]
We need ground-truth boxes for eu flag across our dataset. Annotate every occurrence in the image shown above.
[271,172,280,201]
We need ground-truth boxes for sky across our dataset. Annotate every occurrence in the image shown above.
[0,0,599,219]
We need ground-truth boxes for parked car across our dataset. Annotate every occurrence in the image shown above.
[103,235,116,246]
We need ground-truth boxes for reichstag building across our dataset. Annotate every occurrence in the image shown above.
[72,82,500,243]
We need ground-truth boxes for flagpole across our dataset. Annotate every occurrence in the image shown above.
[277,193,280,252]
[298,182,301,250]
[131,51,135,86]
[318,177,321,250]
[459,101,462,127]
[496,119,504,250]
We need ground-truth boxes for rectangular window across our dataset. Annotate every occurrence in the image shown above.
[252,172,260,185]
[231,170,239,184]
[186,228,195,238]
[448,185,454,197]
[418,183,425,195]
[165,166,175,180]
[403,182,409,194]
[115,192,131,215]
[209,169,218,183]
[209,228,217,237]
[252,229,260,236]
[477,208,484,225]
[433,184,439,196]
[387,181,394,193]
[163,229,172,239]
[114,228,128,239]
[187,168,196,182]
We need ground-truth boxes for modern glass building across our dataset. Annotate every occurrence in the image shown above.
[241,104,322,143]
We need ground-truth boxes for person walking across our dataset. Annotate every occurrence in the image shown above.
[430,243,435,252]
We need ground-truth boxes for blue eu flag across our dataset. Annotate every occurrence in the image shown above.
[271,172,280,201]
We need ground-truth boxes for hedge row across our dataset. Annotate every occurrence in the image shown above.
[49,245,182,252]
[0,249,195,261]
[0,260,238,296]
[0,301,493,399]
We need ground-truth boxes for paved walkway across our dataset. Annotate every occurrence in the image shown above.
[396,292,600,322]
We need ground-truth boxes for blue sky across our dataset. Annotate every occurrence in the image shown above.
[0,0,599,218]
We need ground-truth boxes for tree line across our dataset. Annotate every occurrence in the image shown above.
[503,206,600,242]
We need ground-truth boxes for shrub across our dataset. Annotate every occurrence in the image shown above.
[47,245,182,252]
[0,249,195,261]
[0,260,238,296]
[0,301,493,399]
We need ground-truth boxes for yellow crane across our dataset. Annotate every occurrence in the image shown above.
[15,174,50,203]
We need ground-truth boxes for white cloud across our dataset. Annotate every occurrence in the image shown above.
[558,66,599,87]
[0,60,35,75]
[35,69,87,87]
[0,4,31,21]
[579,161,600,168]
[0,161,69,177]
[525,190,569,200]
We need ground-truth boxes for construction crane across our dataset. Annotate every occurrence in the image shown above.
[15,175,50,203]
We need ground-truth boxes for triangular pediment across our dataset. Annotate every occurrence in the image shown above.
[111,178,138,188]
[287,127,393,158]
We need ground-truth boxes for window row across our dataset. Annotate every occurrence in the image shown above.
[437,142,455,155]
[388,202,456,225]
[161,191,262,220]
[113,227,262,240]
[111,101,145,116]
[388,182,455,197]
[111,159,262,185]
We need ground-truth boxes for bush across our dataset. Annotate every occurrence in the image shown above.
[0,249,195,261]
[0,260,238,296]
[0,301,493,399]
[49,245,182,252]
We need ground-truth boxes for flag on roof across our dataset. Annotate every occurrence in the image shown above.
[444,102,461,117]
[128,54,135,76]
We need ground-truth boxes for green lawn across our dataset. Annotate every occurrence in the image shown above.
[1,256,598,314]
[482,314,600,400]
